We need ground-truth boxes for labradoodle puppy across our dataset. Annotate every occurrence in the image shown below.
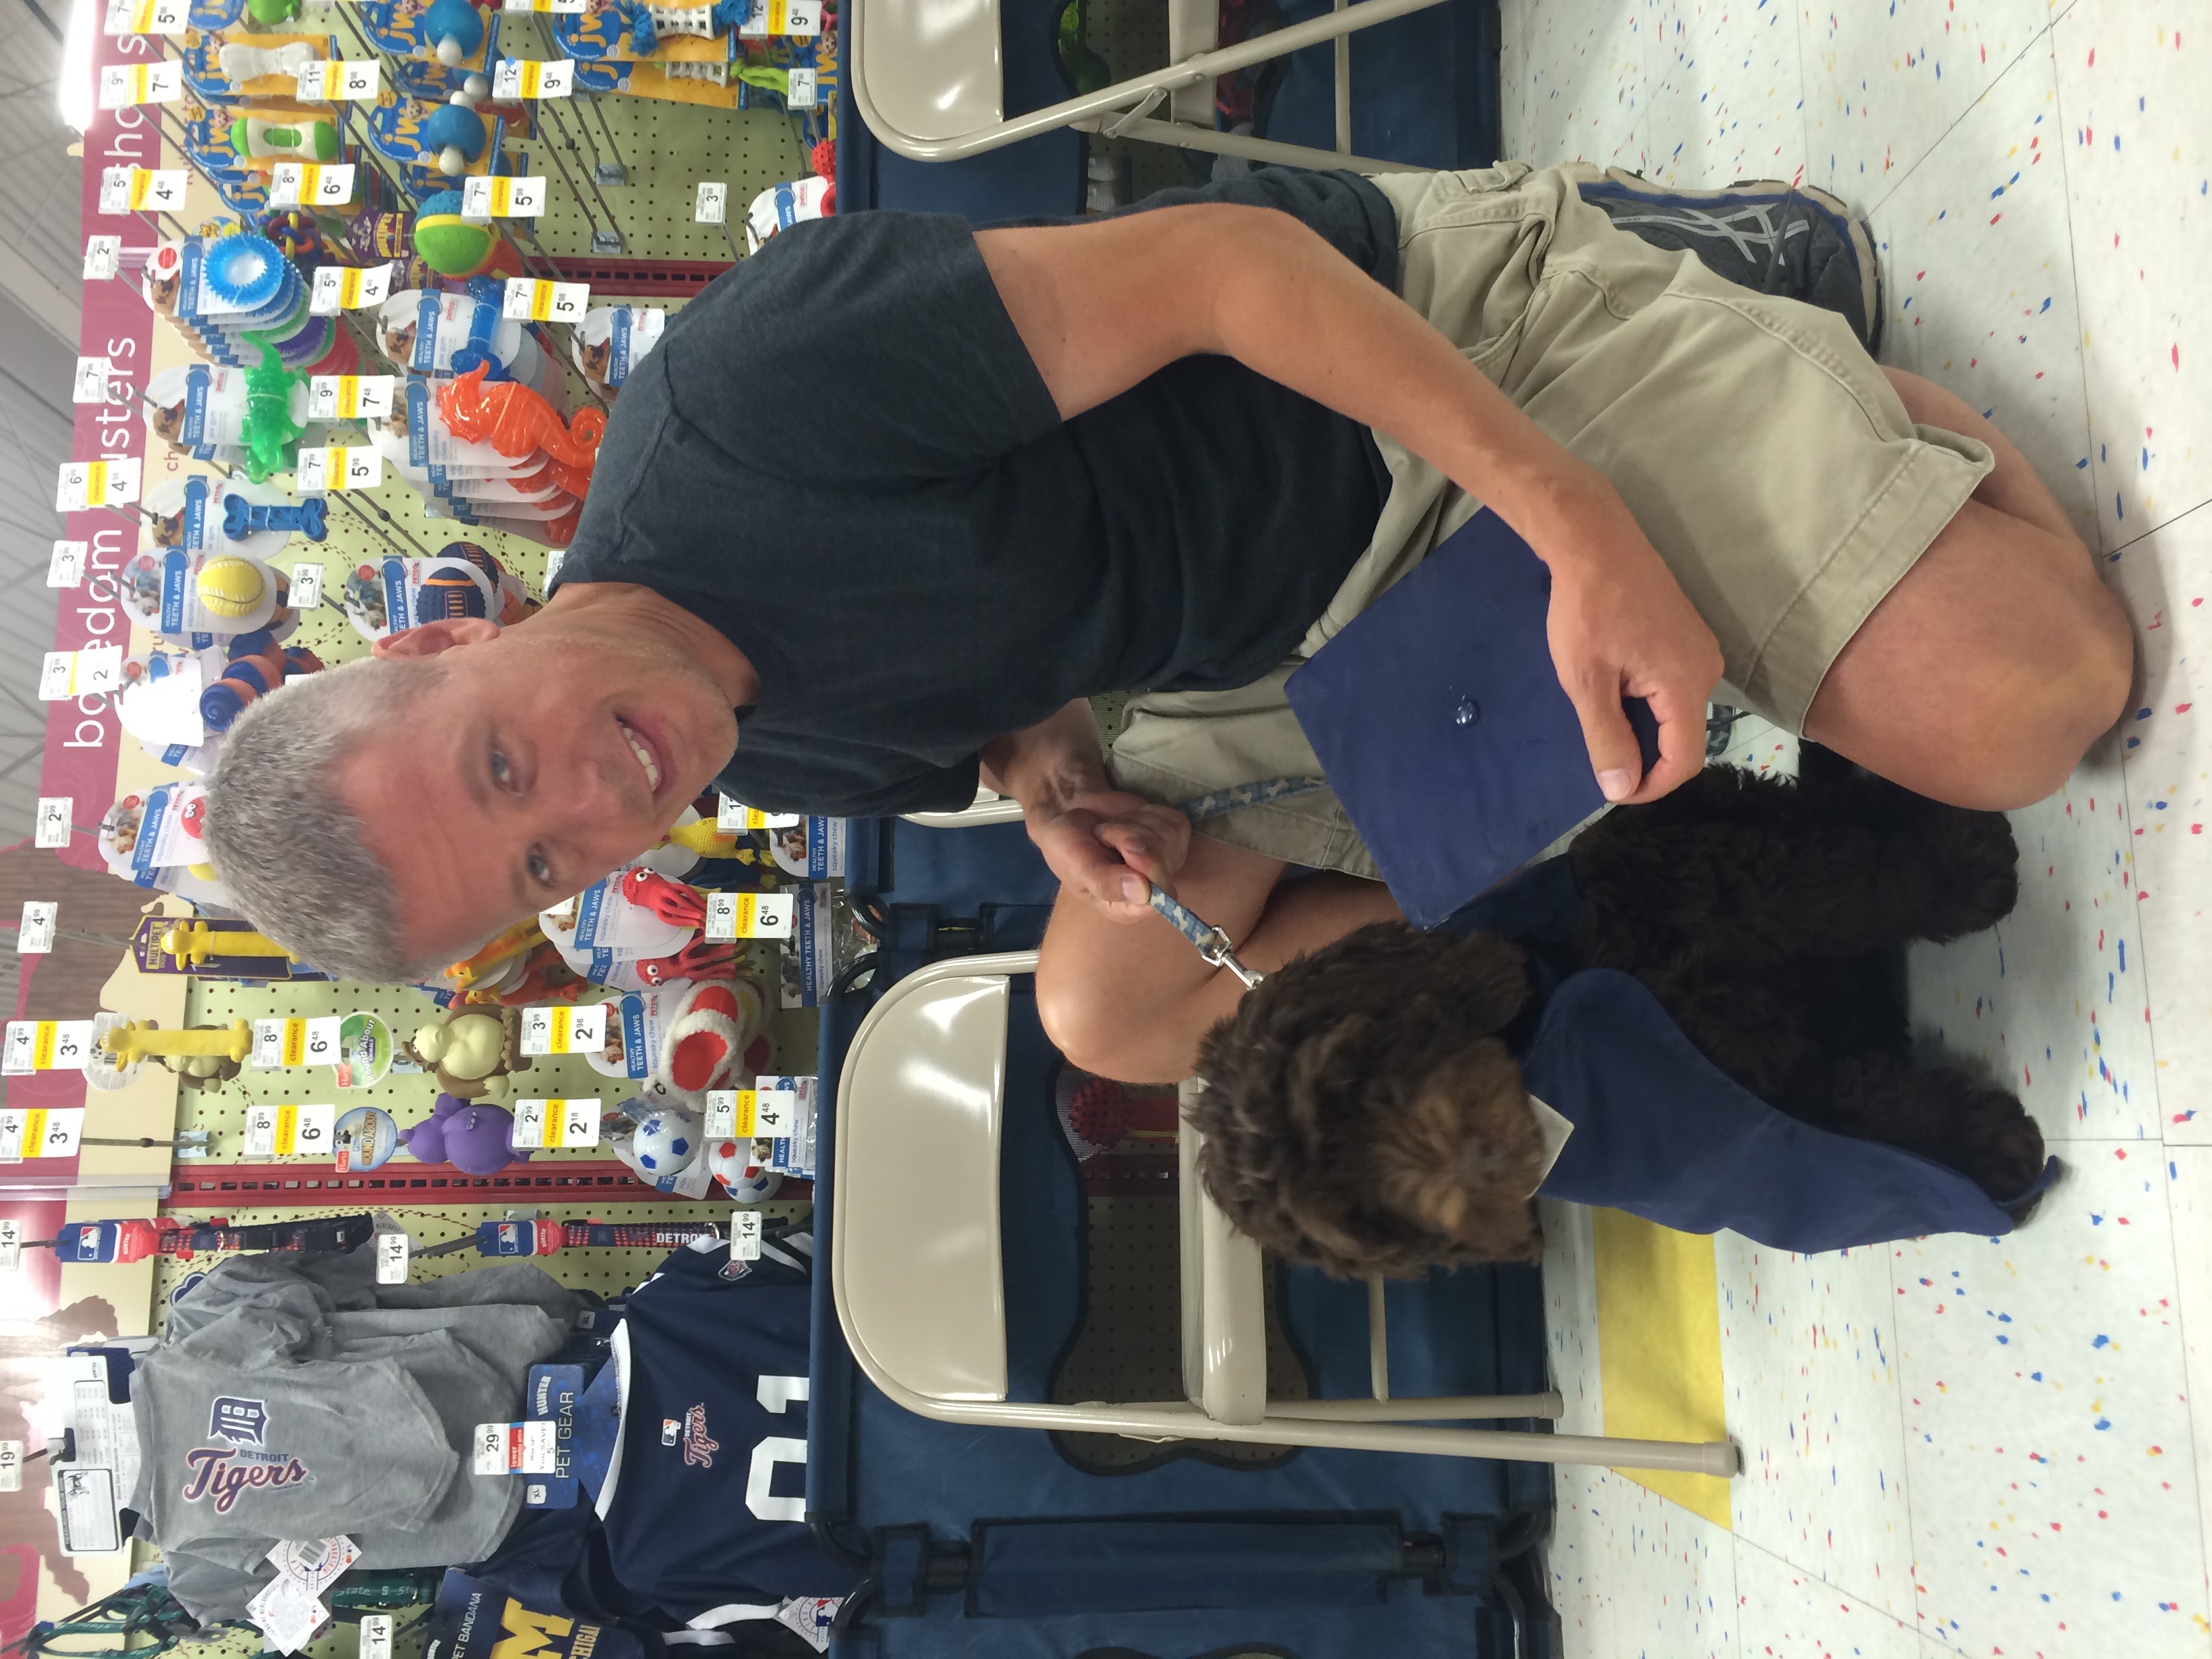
[1187,754,2049,1278]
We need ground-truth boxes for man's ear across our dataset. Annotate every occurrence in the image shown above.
[371,616,501,660]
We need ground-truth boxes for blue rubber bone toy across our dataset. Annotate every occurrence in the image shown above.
[447,281,514,383]
[223,495,328,542]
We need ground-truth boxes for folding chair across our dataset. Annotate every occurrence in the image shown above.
[830,949,1740,1475]
[846,0,1452,176]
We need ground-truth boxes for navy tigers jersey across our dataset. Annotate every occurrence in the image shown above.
[595,1235,856,1622]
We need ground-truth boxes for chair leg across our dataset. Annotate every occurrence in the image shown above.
[1367,1275,1390,1401]
[1265,1393,1567,1423]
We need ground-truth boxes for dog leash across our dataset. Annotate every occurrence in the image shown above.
[1143,778,1329,989]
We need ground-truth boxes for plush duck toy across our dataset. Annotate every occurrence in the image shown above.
[405,1006,520,1100]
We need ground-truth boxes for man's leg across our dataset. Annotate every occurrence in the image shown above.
[1036,835,1399,1084]
[1803,369,2135,810]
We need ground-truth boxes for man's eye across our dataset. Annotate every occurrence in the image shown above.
[491,749,513,789]
[528,849,553,888]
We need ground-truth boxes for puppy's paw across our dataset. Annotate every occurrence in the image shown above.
[1908,808,2021,939]
[1954,1087,2049,1204]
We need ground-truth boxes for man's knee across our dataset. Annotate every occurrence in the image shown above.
[1954,585,2135,810]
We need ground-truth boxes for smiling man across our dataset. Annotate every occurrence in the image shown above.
[204,162,2130,1082]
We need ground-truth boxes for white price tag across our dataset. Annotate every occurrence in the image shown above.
[492,58,575,98]
[0,1025,30,1076]
[296,445,383,493]
[542,548,565,586]
[39,647,124,701]
[47,542,87,588]
[373,1234,409,1287]
[308,375,396,420]
[0,1441,20,1492]
[56,457,142,511]
[269,162,356,208]
[296,59,379,100]
[242,1104,276,1158]
[504,0,588,12]
[289,564,325,609]
[247,1103,336,1159]
[0,1107,85,1158]
[787,67,818,108]
[704,1090,745,1139]
[71,358,112,405]
[695,181,727,224]
[359,1617,392,1659]
[34,798,72,849]
[0,1223,18,1276]
[462,175,550,220]
[103,0,186,33]
[250,1016,303,1069]
[300,1016,342,1064]
[716,796,802,831]
[83,236,121,280]
[704,893,796,941]
[98,166,186,215]
[18,903,56,955]
[308,263,396,314]
[731,1208,762,1260]
[510,1099,600,1149]
[752,1083,797,1135]
[502,276,589,321]
[518,1002,607,1057]
[96,60,183,108]
[739,0,819,36]
[472,1420,559,1473]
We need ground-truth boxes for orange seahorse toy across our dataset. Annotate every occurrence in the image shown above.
[436,363,609,497]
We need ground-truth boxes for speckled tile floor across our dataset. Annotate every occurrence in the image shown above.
[1499,2,2212,1654]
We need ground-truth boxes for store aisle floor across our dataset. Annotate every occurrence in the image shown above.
[1498,2,2212,1654]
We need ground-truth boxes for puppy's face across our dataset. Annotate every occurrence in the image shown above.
[1189,922,1547,1278]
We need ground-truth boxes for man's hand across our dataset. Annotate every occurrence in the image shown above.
[1026,790,1192,924]
[1534,464,1725,805]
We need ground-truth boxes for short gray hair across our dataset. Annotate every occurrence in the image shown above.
[203,655,443,983]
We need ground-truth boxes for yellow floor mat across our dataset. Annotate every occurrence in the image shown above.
[1591,1207,1732,1528]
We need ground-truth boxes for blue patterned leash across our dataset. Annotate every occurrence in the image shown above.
[1145,777,1330,989]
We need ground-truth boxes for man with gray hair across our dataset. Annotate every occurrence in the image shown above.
[205,165,2132,1082]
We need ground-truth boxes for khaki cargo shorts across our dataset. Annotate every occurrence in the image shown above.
[1106,161,1995,879]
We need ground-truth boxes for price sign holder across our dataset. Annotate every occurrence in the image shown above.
[704,1090,756,1139]
[510,1099,600,1150]
[310,263,395,315]
[34,798,72,850]
[519,1003,606,1057]
[308,375,396,420]
[83,237,121,280]
[502,277,589,322]
[18,903,56,955]
[290,564,326,609]
[373,1233,409,1287]
[47,542,86,588]
[703,892,796,942]
[39,647,123,701]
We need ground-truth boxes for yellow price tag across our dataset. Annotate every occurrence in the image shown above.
[275,1103,299,1155]
[528,278,555,321]
[730,1090,757,1136]
[20,1110,46,1151]
[127,171,157,210]
[30,1025,55,1071]
[546,1006,571,1052]
[81,462,107,504]
[281,1018,306,1067]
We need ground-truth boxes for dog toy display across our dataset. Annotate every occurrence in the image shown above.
[223,495,328,542]
[399,1092,531,1173]
[406,1007,522,1099]
[199,636,324,732]
[415,1218,725,1258]
[1186,760,2058,1277]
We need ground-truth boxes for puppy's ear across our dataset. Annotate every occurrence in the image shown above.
[1370,1039,1547,1265]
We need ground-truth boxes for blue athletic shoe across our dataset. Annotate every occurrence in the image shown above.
[1567,166,1884,356]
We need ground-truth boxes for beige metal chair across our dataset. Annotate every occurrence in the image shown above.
[831,949,1740,1474]
[900,783,1025,829]
[847,0,1452,176]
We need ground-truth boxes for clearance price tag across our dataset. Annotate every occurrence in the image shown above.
[56,457,142,511]
[0,1107,85,1161]
[502,0,588,13]
[309,262,396,314]
[96,61,184,107]
[34,798,72,850]
[492,58,575,98]
[716,796,802,831]
[510,1099,600,1150]
[503,276,589,321]
[295,60,380,100]
[18,903,56,955]
[703,1089,756,1139]
[47,542,87,588]
[738,0,821,37]
[308,375,396,420]
[1,1023,96,1075]
[295,445,383,493]
[98,166,187,215]
[270,162,356,207]
[251,1017,308,1068]
[472,1420,558,1475]
[39,647,123,701]
[462,175,548,220]
[290,563,325,608]
[730,1209,762,1261]
[519,1002,606,1057]
[103,0,187,32]
[703,892,796,942]
[751,1080,798,1135]
[83,236,122,280]
[695,181,727,223]
[243,1103,336,1159]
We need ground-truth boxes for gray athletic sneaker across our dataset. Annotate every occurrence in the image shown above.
[1563,165,1884,356]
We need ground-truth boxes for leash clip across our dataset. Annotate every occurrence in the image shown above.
[1193,925,1265,990]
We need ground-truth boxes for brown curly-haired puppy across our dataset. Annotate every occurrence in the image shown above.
[1188,755,2049,1279]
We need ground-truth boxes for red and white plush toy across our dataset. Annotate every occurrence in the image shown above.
[655,977,771,1106]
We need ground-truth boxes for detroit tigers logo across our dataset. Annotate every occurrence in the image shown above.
[207,1397,266,1447]
[180,1447,310,1513]
[680,1404,718,1469]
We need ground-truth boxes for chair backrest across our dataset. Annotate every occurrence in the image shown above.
[855,0,1006,143]
[832,952,1040,1406]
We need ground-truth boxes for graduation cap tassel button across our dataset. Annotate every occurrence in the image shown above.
[1453,698,1481,727]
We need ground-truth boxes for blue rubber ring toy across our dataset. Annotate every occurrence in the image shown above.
[199,233,289,315]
